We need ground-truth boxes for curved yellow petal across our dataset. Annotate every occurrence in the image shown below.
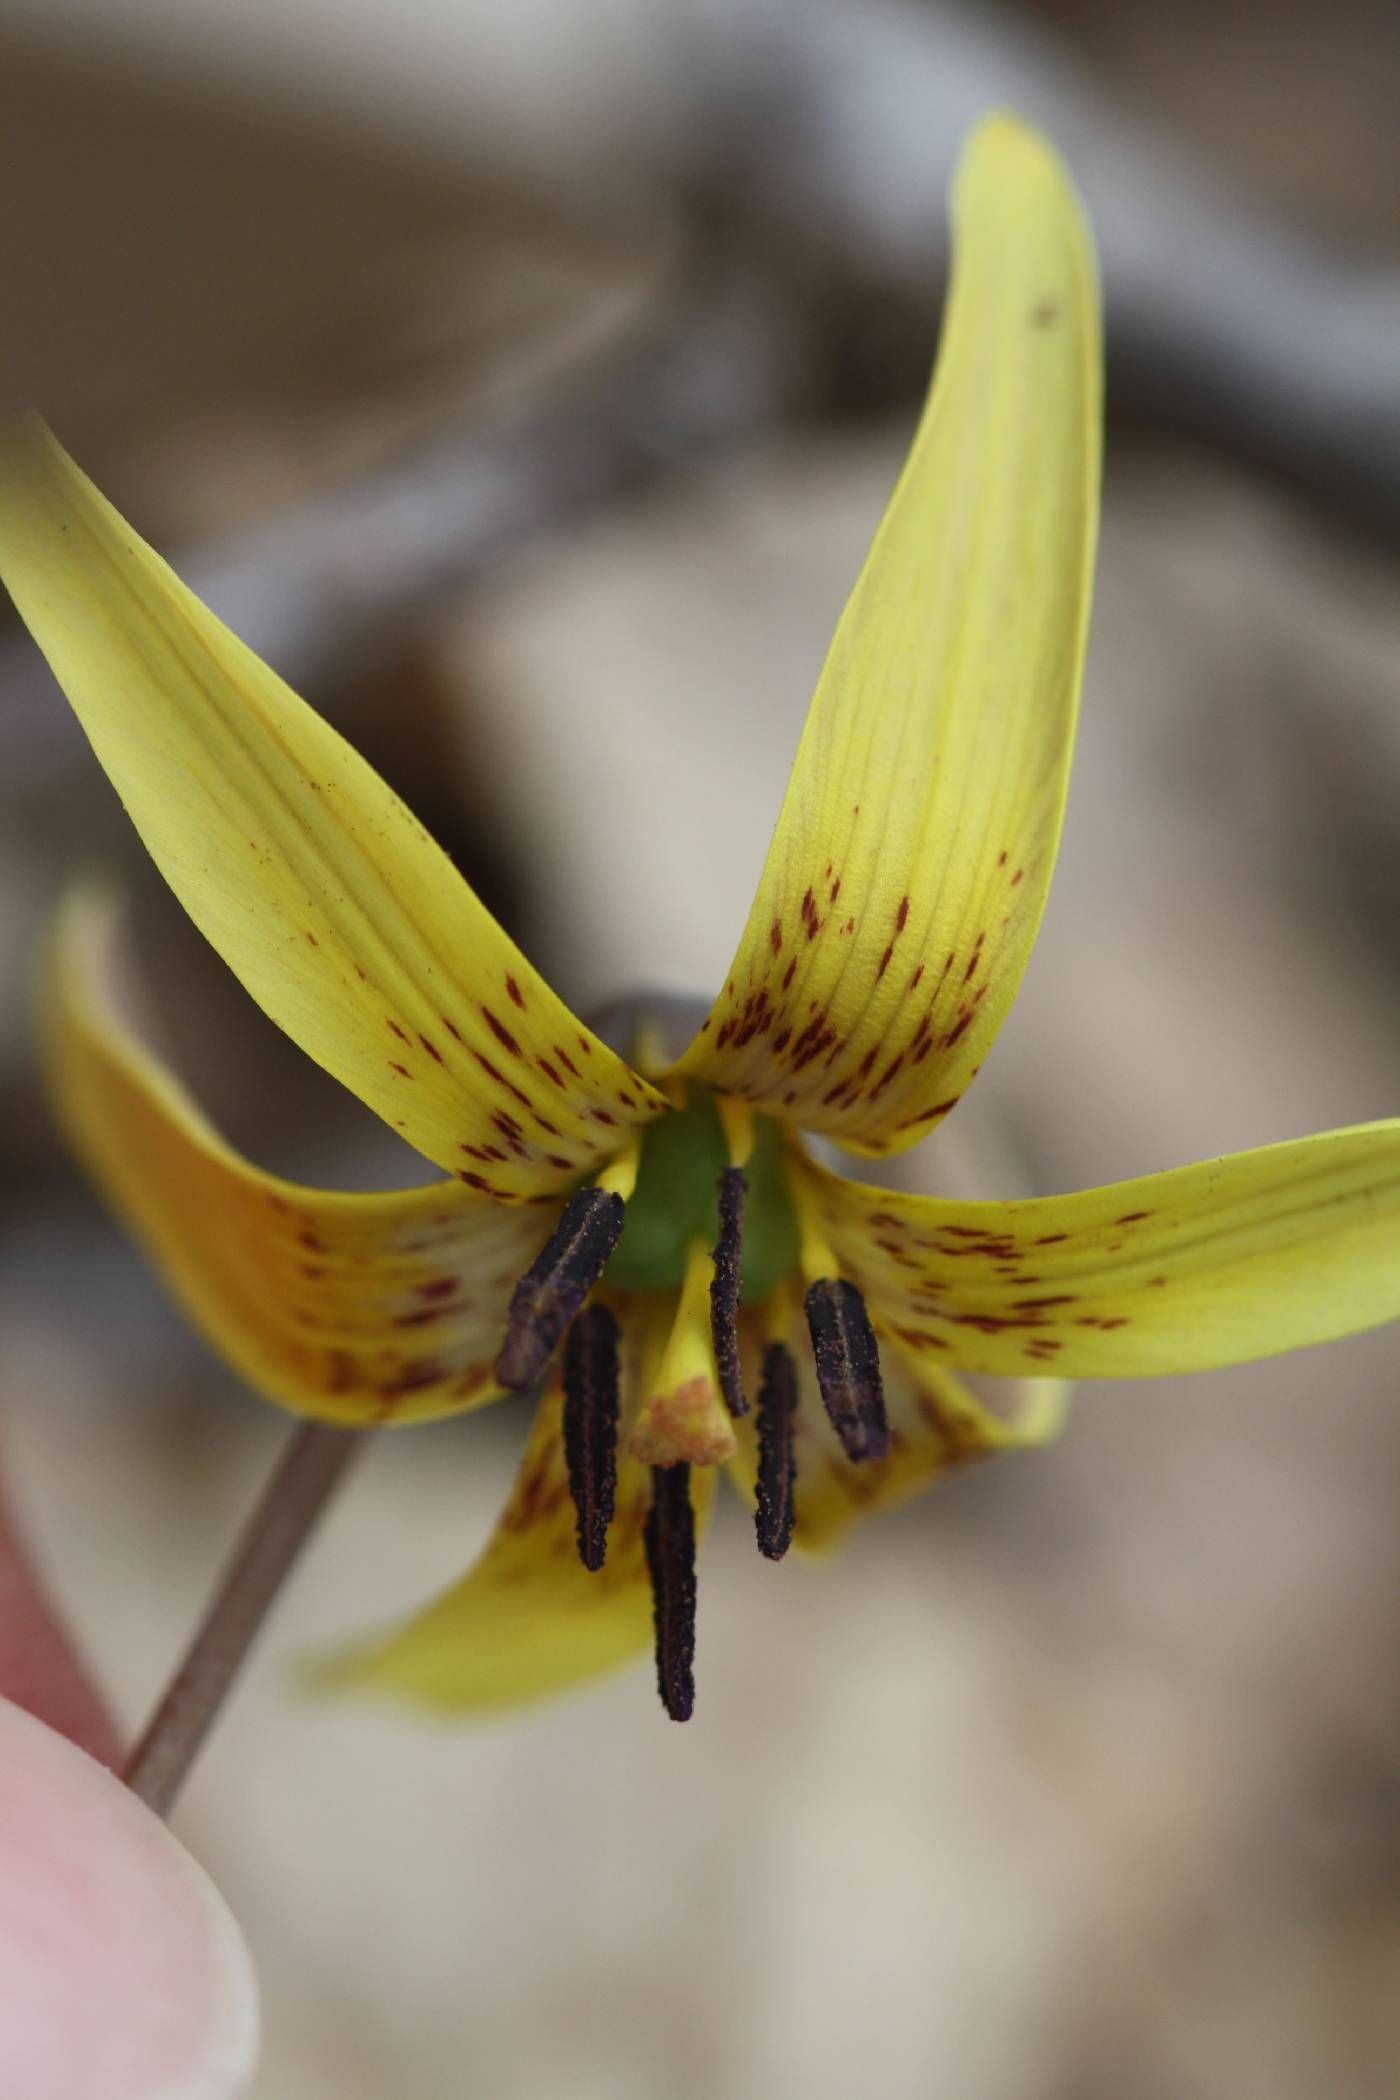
[324,1381,717,1712]
[45,888,550,1425]
[726,1306,1066,1553]
[675,116,1100,1152]
[0,422,667,1197]
[801,1127,1400,1377]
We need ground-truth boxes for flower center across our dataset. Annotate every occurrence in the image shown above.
[606,1089,798,1300]
[490,1079,894,1723]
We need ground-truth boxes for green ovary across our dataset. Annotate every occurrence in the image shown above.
[607,1091,799,1301]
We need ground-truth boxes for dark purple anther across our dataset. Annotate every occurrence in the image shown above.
[495,1188,624,1390]
[562,1304,621,1571]
[755,1341,798,1559]
[804,1278,889,1461]
[709,1166,749,1418]
[643,1465,698,1723]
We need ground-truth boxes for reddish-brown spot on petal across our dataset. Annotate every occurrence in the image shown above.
[770,918,783,954]
[895,896,910,934]
[482,1008,523,1058]
[416,1277,458,1301]
[387,1019,410,1042]
[419,1034,445,1064]
[1115,1210,1153,1225]
[590,1107,618,1126]
[389,1061,412,1078]
[1011,868,1024,886]
[877,944,894,979]
[305,931,319,947]
[506,976,526,1010]
[471,1050,534,1110]
[1034,1233,1070,1246]
[782,959,798,989]
[537,1057,564,1088]
[870,1053,905,1099]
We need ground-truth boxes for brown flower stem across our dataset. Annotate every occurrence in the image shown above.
[123,1420,363,1818]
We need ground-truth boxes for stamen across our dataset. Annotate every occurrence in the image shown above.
[562,1304,621,1571]
[495,1187,624,1390]
[709,1167,749,1418]
[715,1093,755,1168]
[644,1464,697,1723]
[804,1278,890,1462]
[755,1341,798,1559]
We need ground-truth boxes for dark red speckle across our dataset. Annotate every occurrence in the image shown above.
[506,976,526,1010]
[482,1009,523,1058]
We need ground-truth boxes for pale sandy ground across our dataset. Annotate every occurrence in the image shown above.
[4,436,1400,2097]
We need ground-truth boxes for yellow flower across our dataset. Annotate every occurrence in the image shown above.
[7,118,1400,1722]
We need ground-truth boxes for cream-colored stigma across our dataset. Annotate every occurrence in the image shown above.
[628,1237,737,1467]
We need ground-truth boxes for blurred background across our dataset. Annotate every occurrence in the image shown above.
[4,0,1400,2092]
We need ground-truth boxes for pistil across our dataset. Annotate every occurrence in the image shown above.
[629,1237,737,1467]
[754,1341,798,1559]
[495,1186,624,1390]
[562,1304,621,1571]
[805,1278,890,1461]
[643,1464,697,1722]
[709,1166,749,1417]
